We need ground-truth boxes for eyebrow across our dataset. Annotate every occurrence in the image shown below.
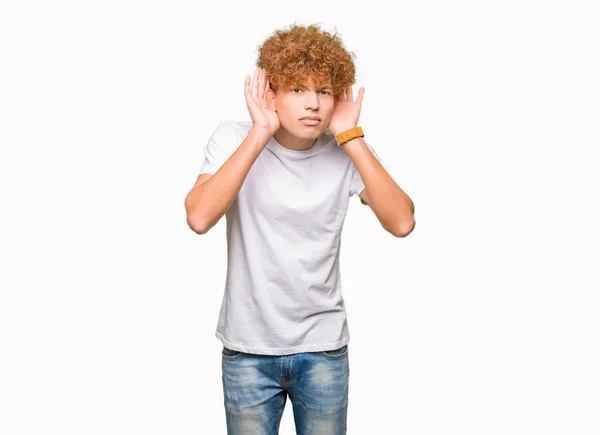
[295,85,333,90]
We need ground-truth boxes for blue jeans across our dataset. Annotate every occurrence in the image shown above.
[221,344,350,434]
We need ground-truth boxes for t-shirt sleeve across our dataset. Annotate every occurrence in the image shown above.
[349,141,381,205]
[198,121,244,176]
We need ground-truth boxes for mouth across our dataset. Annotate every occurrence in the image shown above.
[300,116,321,126]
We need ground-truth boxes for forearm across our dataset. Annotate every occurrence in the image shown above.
[343,137,415,234]
[185,128,270,233]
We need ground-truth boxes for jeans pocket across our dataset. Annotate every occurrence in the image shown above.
[222,346,244,360]
[320,344,349,359]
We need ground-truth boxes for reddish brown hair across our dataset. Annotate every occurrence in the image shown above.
[256,23,356,99]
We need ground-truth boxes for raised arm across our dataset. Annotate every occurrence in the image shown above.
[184,68,280,234]
[184,128,268,233]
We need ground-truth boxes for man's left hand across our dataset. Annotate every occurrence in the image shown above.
[327,85,365,137]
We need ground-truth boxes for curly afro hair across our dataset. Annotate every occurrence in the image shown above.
[256,23,356,99]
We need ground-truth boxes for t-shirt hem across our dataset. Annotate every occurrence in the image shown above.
[215,331,350,356]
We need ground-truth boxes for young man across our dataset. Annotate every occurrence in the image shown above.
[185,23,415,435]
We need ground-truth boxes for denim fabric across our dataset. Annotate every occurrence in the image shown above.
[221,344,349,434]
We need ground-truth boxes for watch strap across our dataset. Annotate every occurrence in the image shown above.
[335,126,364,146]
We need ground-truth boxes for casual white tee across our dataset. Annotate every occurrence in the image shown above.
[198,120,380,355]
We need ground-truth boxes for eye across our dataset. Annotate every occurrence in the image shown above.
[292,88,302,93]
[320,90,331,95]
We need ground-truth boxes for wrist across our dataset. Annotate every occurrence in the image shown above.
[334,126,364,147]
[329,125,357,137]
[249,126,274,141]
[248,127,273,149]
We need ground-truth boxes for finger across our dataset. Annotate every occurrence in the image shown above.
[356,87,365,105]
[244,76,256,109]
[266,80,274,107]
[252,68,260,98]
[264,73,272,99]
[258,69,266,100]
[338,90,345,102]
[244,75,251,96]
[346,85,353,102]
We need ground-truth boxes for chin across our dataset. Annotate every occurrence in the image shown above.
[281,121,328,139]
[305,128,325,139]
[306,124,328,135]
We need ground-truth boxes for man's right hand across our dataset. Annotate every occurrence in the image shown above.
[244,68,280,140]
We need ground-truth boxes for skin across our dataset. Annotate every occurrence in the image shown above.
[265,77,337,151]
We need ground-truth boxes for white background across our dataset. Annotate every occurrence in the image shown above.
[1,0,599,434]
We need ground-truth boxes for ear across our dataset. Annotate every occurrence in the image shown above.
[266,88,277,111]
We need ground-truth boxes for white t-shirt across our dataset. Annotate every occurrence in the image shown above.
[198,120,380,355]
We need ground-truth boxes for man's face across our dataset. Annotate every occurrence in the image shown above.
[269,77,336,140]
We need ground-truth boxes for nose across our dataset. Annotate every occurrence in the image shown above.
[304,91,319,111]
